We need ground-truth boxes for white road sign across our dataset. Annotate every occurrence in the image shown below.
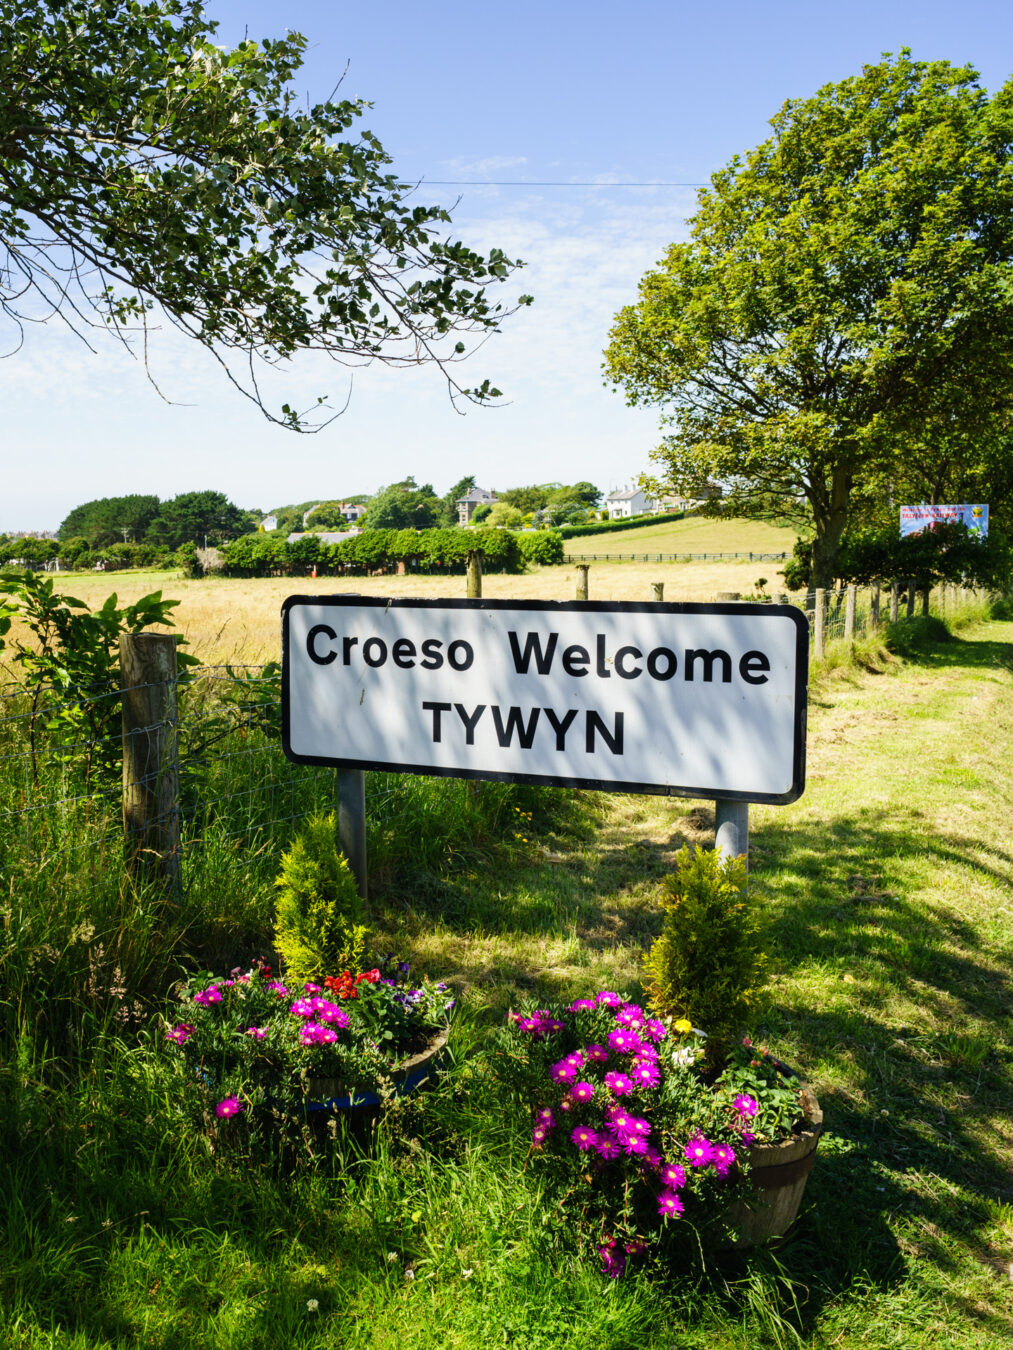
[282,597,807,803]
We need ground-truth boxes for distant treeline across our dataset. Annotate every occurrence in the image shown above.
[58,491,255,550]
[191,528,565,578]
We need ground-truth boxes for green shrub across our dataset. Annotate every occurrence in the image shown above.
[644,846,764,1062]
[273,813,367,982]
[517,530,564,566]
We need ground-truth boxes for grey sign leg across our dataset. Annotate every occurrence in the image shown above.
[338,768,367,899]
[714,799,748,870]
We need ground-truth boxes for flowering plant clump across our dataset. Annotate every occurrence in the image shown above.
[158,955,455,1134]
[507,994,804,1275]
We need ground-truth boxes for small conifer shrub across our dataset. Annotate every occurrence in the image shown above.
[274,813,367,983]
[645,846,764,1061]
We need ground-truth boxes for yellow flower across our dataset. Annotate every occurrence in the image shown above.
[674,1018,693,1034]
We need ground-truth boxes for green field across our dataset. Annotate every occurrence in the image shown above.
[564,515,800,557]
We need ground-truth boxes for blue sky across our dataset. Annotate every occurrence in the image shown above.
[6,0,1013,530]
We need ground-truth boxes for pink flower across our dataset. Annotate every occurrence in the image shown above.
[193,986,221,1007]
[565,1051,586,1069]
[733,1094,759,1118]
[644,1019,668,1043]
[595,991,621,1008]
[214,1096,243,1119]
[572,1081,595,1103]
[289,998,316,1018]
[658,1189,685,1217]
[267,982,288,996]
[244,1026,267,1039]
[567,998,597,1012]
[550,1060,577,1084]
[585,1043,609,1064]
[571,1125,599,1152]
[711,1143,737,1175]
[616,1004,644,1029]
[621,1133,648,1157]
[304,982,322,993]
[632,1062,660,1089]
[536,1107,555,1127]
[604,1071,633,1097]
[641,1146,663,1168]
[595,1137,621,1161]
[684,1135,716,1167]
[630,1115,651,1138]
[532,1126,549,1148]
[659,1161,686,1188]
[165,1023,195,1045]
[607,1028,642,1055]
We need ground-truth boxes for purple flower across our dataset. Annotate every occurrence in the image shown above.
[598,1242,626,1279]
[571,1081,595,1103]
[595,991,621,1008]
[621,1133,648,1157]
[644,1019,668,1043]
[314,1002,350,1028]
[742,1131,756,1146]
[267,982,288,996]
[625,1239,648,1257]
[606,1108,634,1136]
[711,1143,737,1175]
[585,1043,609,1064]
[567,998,597,1012]
[214,1096,243,1119]
[684,1135,716,1168]
[244,1026,267,1040]
[299,1022,338,1046]
[165,1023,195,1045]
[595,1137,621,1161]
[193,986,222,1007]
[607,1028,641,1055]
[733,1094,759,1118]
[632,1061,660,1089]
[659,1161,686,1188]
[531,1126,549,1148]
[289,998,316,1018]
[571,1125,599,1152]
[657,1189,685,1217]
[616,1003,644,1029]
[641,1146,663,1168]
[550,1060,578,1084]
[634,1042,659,1062]
[304,982,322,993]
[536,1107,555,1127]
[629,1115,651,1138]
[603,1071,633,1096]
[518,1011,565,1040]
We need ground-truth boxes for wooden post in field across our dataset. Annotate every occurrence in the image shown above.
[890,581,900,624]
[870,582,881,631]
[715,799,748,873]
[120,633,180,893]
[921,584,930,617]
[906,580,916,619]
[338,769,367,900]
[844,585,857,642]
[814,588,826,660]
[576,564,589,600]
[466,550,483,599]
[652,582,664,602]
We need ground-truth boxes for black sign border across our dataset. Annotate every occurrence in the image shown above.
[281,595,808,804]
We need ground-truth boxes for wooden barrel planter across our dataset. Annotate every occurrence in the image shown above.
[725,1085,823,1246]
[304,1026,450,1129]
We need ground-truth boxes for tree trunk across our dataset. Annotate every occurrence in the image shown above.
[810,466,852,590]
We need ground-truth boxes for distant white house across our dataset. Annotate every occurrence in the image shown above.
[456,486,497,526]
[650,483,723,513]
[260,514,278,532]
[340,501,367,522]
[605,487,651,520]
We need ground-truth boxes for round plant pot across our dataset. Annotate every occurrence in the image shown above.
[304,1026,450,1124]
[724,1085,823,1246]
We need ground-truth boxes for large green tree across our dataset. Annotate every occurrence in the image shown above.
[0,0,530,428]
[146,490,251,548]
[58,493,161,546]
[361,478,442,531]
[605,52,1013,586]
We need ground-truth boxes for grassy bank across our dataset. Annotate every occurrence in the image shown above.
[1,607,1011,1346]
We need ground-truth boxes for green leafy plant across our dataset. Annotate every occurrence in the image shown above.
[645,847,764,1062]
[274,814,367,983]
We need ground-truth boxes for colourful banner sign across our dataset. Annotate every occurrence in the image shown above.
[899,504,988,538]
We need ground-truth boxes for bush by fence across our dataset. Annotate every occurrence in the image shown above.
[558,512,684,540]
[220,527,527,578]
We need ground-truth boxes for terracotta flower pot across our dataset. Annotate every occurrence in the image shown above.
[305,1026,450,1121]
[724,1085,823,1246]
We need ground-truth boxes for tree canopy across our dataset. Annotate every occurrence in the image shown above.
[604,52,1013,586]
[1,0,531,428]
[360,478,443,531]
[58,489,251,549]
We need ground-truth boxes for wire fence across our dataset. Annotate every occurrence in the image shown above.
[0,580,986,909]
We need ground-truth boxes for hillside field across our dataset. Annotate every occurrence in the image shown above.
[563,515,800,556]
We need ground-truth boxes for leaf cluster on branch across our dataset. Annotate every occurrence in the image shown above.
[0,0,531,427]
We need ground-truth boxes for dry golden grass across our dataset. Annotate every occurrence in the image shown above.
[49,560,791,663]
[563,514,798,556]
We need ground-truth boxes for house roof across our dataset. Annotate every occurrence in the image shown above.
[457,488,497,504]
[607,488,644,501]
[287,530,359,545]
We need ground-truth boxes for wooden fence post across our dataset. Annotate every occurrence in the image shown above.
[921,584,930,617]
[844,584,857,642]
[338,769,368,900]
[120,633,180,893]
[466,550,483,599]
[813,588,826,660]
[652,582,664,602]
[870,582,881,631]
[890,581,900,624]
[576,564,589,600]
[906,581,916,619]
